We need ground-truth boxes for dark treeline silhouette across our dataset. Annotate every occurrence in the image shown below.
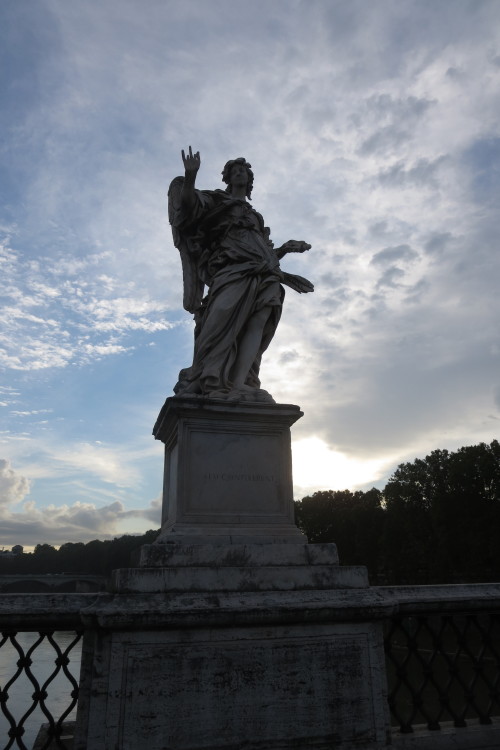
[0,529,159,576]
[295,440,500,585]
[1,441,499,585]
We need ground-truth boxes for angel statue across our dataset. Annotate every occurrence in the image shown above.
[168,147,314,403]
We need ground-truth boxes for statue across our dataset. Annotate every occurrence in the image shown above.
[168,147,314,403]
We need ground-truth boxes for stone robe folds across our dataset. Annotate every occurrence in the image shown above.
[170,184,285,399]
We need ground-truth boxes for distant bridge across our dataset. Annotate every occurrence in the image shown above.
[0,573,106,593]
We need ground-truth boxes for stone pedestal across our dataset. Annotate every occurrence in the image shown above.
[73,399,393,748]
[152,396,305,543]
[75,543,393,750]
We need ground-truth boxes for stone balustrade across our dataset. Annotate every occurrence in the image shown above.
[1,585,500,749]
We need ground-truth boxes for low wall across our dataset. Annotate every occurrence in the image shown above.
[1,583,500,748]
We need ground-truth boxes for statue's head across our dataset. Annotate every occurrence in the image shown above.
[222,157,254,198]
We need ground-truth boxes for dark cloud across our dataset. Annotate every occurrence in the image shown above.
[365,93,435,123]
[377,157,446,188]
[278,349,300,365]
[495,385,500,410]
[0,496,161,547]
[368,221,389,238]
[357,94,436,156]
[371,244,418,266]
[306,327,500,464]
[376,266,405,289]
[319,272,346,288]
[125,496,161,524]
[463,137,500,205]
[446,67,464,80]
[404,278,429,304]
[424,232,454,255]
[358,127,410,156]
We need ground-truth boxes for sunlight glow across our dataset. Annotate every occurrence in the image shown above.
[292,436,387,496]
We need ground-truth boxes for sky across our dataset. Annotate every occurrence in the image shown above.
[1,0,499,549]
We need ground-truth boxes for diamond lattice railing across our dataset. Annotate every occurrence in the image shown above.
[0,630,82,750]
[384,611,500,733]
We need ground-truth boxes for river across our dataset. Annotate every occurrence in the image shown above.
[0,631,82,749]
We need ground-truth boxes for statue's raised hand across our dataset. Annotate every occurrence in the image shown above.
[181,146,200,175]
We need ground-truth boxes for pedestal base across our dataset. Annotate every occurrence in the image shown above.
[77,616,390,750]
[75,544,393,749]
[74,398,392,748]
[153,397,305,543]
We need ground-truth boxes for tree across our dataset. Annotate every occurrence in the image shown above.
[295,488,385,581]
[383,440,500,583]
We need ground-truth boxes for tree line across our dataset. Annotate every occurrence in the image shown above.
[1,441,498,585]
[295,440,500,584]
[0,530,159,576]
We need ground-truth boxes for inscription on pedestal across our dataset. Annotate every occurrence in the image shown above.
[110,625,382,750]
[203,472,276,482]
[185,428,283,516]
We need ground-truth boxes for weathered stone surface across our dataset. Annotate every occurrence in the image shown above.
[120,543,356,592]
[135,540,339,567]
[75,591,392,750]
[392,719,500,749]
[33,721,75,749]
[0,593,98,629]
[153,397,306,543]
[78,588,393,630]
[376,583,500,612]
[112,562,367,593]
[120,541,354,593]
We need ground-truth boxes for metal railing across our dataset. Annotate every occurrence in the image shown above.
[0,594,97,750]
[0,630,82,750]
[380,584,500,737]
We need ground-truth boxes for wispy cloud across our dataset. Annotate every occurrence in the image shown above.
[1,238,179,370]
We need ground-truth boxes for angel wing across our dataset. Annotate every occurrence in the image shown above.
[168,176,204,314]
[281,272,314,294]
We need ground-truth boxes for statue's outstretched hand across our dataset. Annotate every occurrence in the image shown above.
[181,146,200,175]
[283,240,311,253]
[277,240,311,257]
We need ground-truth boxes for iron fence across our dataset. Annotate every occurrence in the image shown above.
[381,584,500,735]
[0,630,82,750]
[0,593,98,750]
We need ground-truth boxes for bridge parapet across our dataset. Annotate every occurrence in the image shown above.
[1,586,500,749]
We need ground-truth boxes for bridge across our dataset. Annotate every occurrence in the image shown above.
[0,573,106,593]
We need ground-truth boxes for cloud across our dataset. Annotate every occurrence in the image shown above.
[495,386,500,410]
[424,232,454,255]
[55,442,142,487]
[0,499,126,547]
[0,457,161,546]
[376,157,446,188]
[371,244,419,266]
[0,496,162,547]
[126,495,162,524]
[0,238,179,371]
[375,266,406,289]
[0,459,31,507]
